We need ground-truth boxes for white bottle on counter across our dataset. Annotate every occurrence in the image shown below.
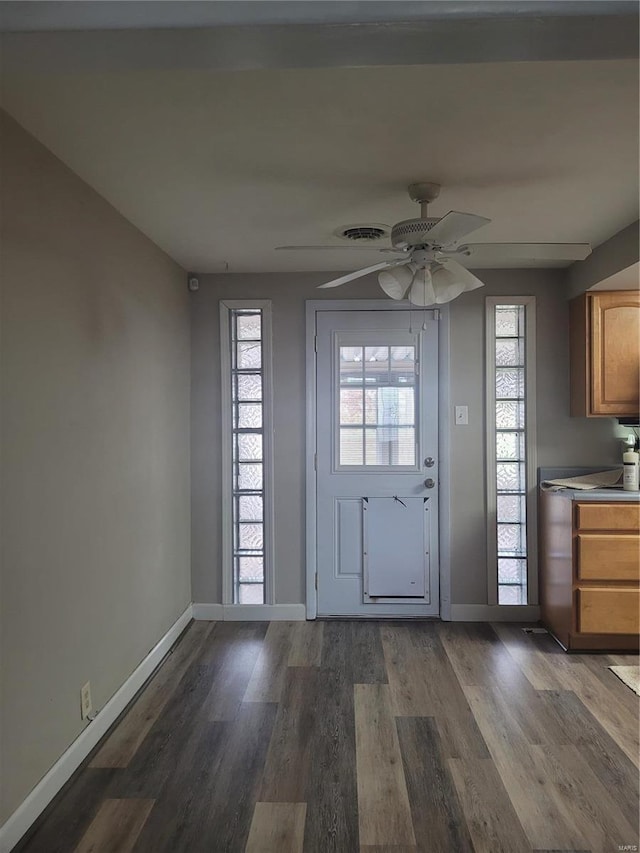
[623,449,639,491]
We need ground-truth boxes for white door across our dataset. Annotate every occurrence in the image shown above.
[315,309,440,617]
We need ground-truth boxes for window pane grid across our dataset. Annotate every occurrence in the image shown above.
[338,344,417,468]
[230,310,265,604]
[493,305,528,604]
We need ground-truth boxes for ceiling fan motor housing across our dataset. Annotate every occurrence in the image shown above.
[391,217,441,249]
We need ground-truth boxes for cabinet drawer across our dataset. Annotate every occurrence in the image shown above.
[577,587,640,635]
[576,502,640,531]
[577,534,640,581]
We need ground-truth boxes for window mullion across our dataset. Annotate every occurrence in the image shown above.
[487,298,535,606]
[221,303,272,606]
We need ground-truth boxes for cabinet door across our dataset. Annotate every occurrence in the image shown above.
[591,292,640,416]
[577,587,640,635]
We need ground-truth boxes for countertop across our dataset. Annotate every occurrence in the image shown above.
[538,466,640,502]
[544,488,639,502]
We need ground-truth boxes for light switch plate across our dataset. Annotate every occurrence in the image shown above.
[455,405,469,425]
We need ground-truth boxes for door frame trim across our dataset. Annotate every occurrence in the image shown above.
[305,299,452,620]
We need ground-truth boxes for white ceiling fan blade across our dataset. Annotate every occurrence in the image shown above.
[427,211,491,246]
[276,245,380,251]
[438,258,485,291]
[275,245,409,254]
[317,260,406,289]
[455,242,592,265]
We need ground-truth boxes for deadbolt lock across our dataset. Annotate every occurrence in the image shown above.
[424,457,435,468]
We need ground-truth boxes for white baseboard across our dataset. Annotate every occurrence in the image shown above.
[192,603,306,621]
[193,602,538,623]
[450,604,540,621]
[191,603,224,620]
[0,604,193,853]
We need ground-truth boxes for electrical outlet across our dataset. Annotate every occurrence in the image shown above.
[80,681,92,720]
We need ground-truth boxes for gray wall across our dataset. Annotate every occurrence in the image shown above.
[191,269,619,607]
[0,112,191,822]
[568,219,639,298]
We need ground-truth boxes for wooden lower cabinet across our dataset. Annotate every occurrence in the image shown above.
[578,587,640,634]
[539,493,640,651]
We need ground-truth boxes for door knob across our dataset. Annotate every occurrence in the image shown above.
[424,478,435,489]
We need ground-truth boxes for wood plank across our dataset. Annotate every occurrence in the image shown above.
[244,621,295,703]
[440,623,570,747]
[576,653,640,717]
[13,769,121,853]
[197,620,268,667]
[16,621,639,853]
[354,684,416,848]
[396,717,473,853]
[382,623,489,758]
[380,624,435,715]
[245,803,307,853]
[529,744,639,853]
[491,623,569,690]
[135,704,276,852]
[555,660,640,767]
[360,847,417,853]
[463,686,585,851]
[130,722,229,853]
[90,621,214,767]
[117,662,216,798]
[448,758,530,853]
[140,701,277,853]
[203,622,268,721]
[74,799,154,853]
[439,622,522,688]
[322,620,387,683]
[609,652,640,665]
[260,668,319,802]
[303,666,359,853]
[539,689,640,829]
[288,620,324,667]
[203,702,278,851]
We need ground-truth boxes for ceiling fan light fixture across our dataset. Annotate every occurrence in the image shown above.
[408,267,436,307]
[430,265,466,304]
[426,259,486,304]
[378,263,415,300]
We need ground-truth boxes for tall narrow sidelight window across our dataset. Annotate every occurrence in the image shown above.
[486,298,536,606]
[221,301,273,605]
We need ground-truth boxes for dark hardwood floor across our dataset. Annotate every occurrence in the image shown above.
[14,620,639,853]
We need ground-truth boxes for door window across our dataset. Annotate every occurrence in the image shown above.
[338,343,417,468]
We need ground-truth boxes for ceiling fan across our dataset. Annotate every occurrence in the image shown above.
[276,182,592,306]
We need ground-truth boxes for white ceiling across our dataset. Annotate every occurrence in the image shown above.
[1,8,638,274]
[0,1,634,32]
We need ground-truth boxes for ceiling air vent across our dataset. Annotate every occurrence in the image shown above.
[335,223,389,243]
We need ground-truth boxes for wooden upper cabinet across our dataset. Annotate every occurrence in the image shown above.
[570,290,640,417]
